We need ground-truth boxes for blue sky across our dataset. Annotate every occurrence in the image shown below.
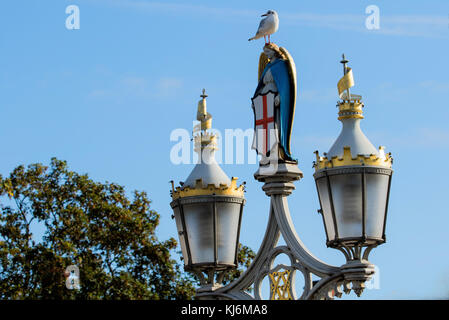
[1,0,449,299]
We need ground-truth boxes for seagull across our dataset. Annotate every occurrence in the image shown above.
[248,10,279,44]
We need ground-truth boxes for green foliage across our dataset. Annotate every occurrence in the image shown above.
[0,158,197,299]
[0,158,255,299]
[222,243,256,286]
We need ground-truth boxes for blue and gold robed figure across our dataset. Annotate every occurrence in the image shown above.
[251,43,297,162]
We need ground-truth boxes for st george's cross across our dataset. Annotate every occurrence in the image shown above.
[251,92,279,157]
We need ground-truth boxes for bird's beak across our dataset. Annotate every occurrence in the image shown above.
[261,13,267,17]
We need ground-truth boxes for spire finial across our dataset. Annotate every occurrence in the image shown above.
[200,88,208,99]
[340,54,349,75]
[194,88,216,155]
[339,54,351,99]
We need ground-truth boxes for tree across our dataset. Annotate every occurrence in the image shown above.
[222,244,256,286]
[0,158,254,299]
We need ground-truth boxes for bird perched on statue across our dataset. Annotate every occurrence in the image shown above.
[248,10,279,44]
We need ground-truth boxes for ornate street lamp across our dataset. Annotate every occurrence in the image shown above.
[171,48,393,300]
[314,55,393,256]
[313,55,393,295]
[170,90,245,292]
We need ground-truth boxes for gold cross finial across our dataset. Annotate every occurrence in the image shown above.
[340,53,349,75]
[200,88,208,99]
[339,54,352,99]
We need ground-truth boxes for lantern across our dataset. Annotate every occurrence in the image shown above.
[314,56,393,260]
[170,90,245,284]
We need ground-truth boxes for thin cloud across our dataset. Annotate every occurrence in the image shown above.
[87,74,183,100]
[416,128,449,148]
[122,76,148,93]
[300,88,336,103]
[93,1,449,39]
[283,12,449,39]
[95,0,258,19]
[157,77,183,96]
[295,135,336,150]
[370,127,449,150]
[419,80,449,93]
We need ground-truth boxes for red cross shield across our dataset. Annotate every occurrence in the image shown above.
[252,92,278,157]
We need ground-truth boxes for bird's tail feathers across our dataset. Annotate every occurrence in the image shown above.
[248,34,262,41]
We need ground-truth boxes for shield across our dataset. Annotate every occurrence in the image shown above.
[251,92,278,157]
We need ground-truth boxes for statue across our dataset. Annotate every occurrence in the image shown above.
[251,42,297,163]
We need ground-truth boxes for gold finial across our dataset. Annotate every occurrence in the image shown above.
[339,54,351,100]
[336,54,364,120]
[196,88,212,129]
[340,54,349,74]
[194,88,216,154]
[200,88,208,99]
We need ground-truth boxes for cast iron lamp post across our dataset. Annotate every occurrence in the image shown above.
[170,56,393,300]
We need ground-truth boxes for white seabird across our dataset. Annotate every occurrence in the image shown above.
[248,10,279,43]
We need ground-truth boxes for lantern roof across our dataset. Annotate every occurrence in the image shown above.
[314,55,393,171]
[171,89,245,200]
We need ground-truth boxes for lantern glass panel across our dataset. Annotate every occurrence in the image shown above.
[183,202,214,264]
[173,206,189,265]
[216,202,241,265]
[316,178,336,241]
[365,173,389,239]
[330,173,363,239]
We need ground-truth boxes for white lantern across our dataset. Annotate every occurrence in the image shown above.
[170,90,245,281]
[314,58,393,259]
